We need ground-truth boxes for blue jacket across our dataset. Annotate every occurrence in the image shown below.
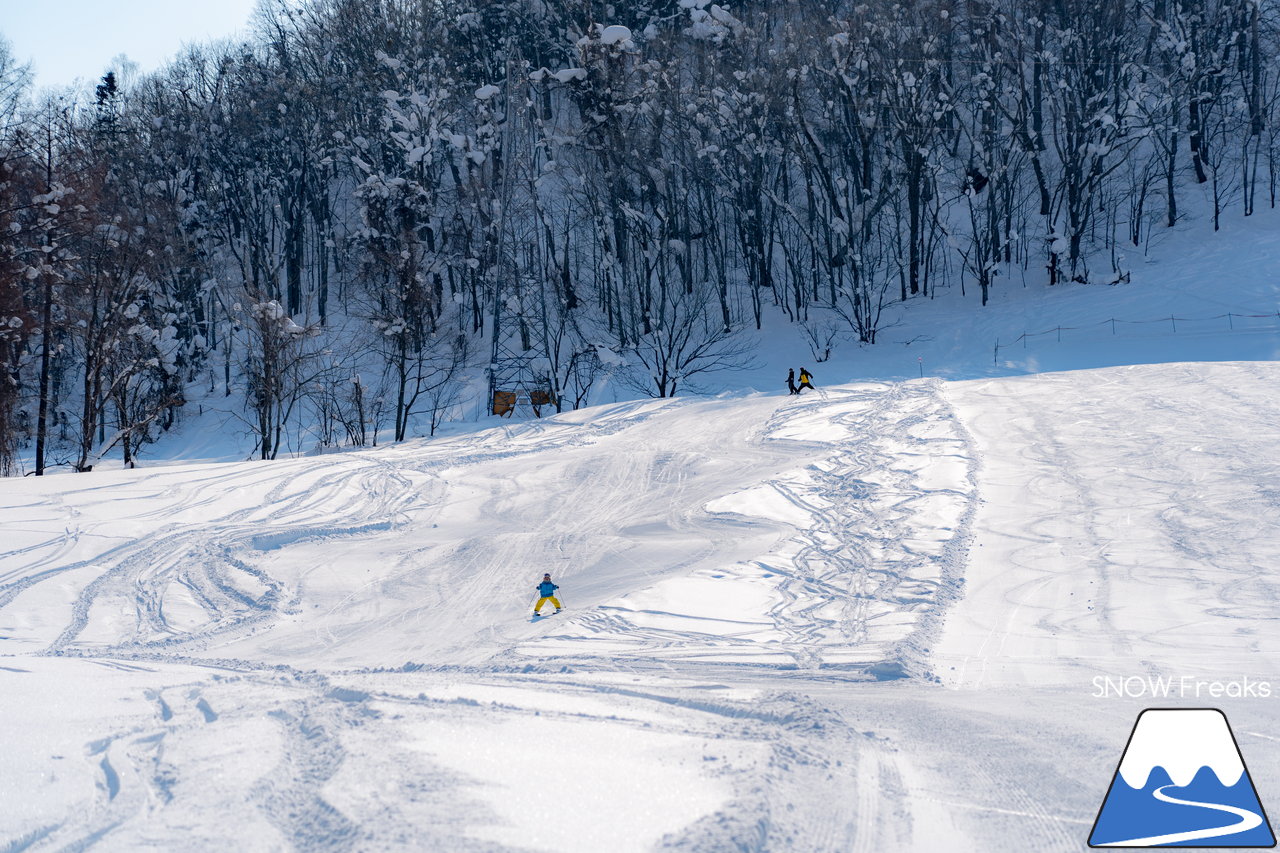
[537,581,558,597]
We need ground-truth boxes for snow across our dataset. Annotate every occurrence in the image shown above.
[3,205,1280,850]
[935,362,1280,690]
[409,708,733,852]
[599,25,633,46]
[551,67,587,83]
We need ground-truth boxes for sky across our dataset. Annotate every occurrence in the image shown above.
[0,0,259,92]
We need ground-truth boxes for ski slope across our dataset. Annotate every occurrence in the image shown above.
[4,354,1280,851]
[937,362,1280,689]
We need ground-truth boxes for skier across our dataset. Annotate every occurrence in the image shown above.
[786,368,798,395]
[534,573,562,616]
[797,367,815,393]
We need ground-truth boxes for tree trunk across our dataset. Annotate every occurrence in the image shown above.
[34,270,54,476]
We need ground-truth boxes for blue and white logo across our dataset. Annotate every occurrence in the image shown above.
[1090,708,1275,847]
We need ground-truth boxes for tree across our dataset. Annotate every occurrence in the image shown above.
[0,39,34,474]
[623,280,755,398]
[241,298,319,459]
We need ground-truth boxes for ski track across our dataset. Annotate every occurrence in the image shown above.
[251,702,360,852]
[761,381,978,678]
[937,362,1280,687]
[1,385,985,851]
[512,381,977,683]
[4,367,1277,851]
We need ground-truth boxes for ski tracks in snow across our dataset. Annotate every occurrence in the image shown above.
[524,380,978,680]
[937,363,1280,687]
[0,455,432,659]
[760,380,978,675]
[0,383,989,851]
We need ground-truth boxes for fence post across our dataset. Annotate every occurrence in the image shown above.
[1171,315,1177,332]
[1111,318,1116,335]
[1056,326,1062,342]
[1228,313,1234,330]
[1023,332,1027,350]
[993,340,999,365]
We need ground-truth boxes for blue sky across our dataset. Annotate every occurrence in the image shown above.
[0,0,259,91]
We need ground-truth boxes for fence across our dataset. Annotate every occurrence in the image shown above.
[993,309,1280,365]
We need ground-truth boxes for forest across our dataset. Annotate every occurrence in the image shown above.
[0,0,1277,474]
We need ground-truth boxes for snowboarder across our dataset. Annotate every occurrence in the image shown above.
[797,367,815,393]
[534,573,562,616]
[786,368,798,395]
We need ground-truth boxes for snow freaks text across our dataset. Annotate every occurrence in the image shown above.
[1092,676,1273,700]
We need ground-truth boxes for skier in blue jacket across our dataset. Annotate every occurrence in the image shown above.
[534,573,562,615]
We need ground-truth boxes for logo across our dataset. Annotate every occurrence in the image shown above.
[1089,708,1275,847]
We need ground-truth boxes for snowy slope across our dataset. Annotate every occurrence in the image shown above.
[937,362,1280,690]
[3,386,978,851]
[5,360,1280,851]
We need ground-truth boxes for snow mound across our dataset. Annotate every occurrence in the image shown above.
[600,25,632,45]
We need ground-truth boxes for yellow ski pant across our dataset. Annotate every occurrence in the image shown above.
[535,596,561,612]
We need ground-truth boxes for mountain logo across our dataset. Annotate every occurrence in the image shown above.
[1089,708,1276,847]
